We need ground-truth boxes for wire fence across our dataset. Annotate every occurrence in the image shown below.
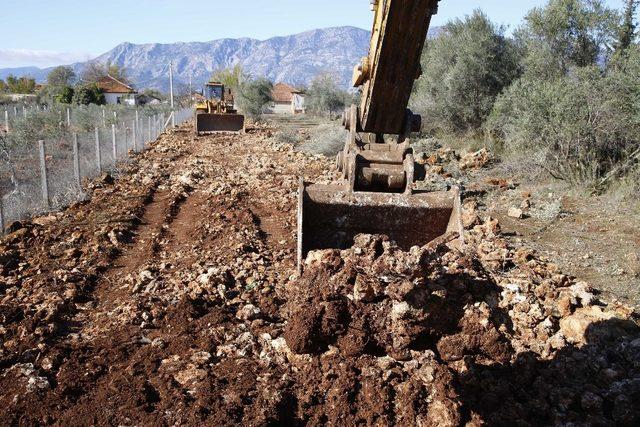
[0,106,193,232]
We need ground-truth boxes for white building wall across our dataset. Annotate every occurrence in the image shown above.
[104,93,137,105]
[271,101,293,114]
[292,94,306,113]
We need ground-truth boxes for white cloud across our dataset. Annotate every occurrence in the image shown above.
[0,49,93,68]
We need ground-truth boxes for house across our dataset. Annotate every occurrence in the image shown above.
[5,94,37,102]
[269,82,306,114]
[96,75,138,105]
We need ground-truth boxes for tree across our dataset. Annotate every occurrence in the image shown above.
[488,45,640,189]
[4,75,36,94]
[210,64,249,92]
[616,0,639,53]
[0,80,7,93]
[72,83,105,105]
[306,73,352,119]
[47,66,76,87]
[516,0,618,78]
[237,78,273,119]
[410,10,520,133]
[81,61,129,84]
[55,86,75,104]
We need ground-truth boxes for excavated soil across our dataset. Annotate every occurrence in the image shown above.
[1,124,639,426]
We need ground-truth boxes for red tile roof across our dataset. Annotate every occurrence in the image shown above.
[272,82,303,103]
[96,75,137,94]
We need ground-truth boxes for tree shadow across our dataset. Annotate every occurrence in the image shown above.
[455,317,640,426]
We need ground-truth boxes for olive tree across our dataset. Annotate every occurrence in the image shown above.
[211,65,249,92]
[306,73,353,119]
[515,0,618,78]
[410,10,520,133]
[47,66,76,87]
[72,83,105,105]
[237,78,273,119]
[488,45,640,189]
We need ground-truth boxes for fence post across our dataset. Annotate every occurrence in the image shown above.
[95,127,102,173]
[23,105,27,118]
[172,109,176,128]
[113,111,117,123]
[66,108,71,127]
[111,124,117,161]
[102,108,106,127]
[73,133,81,188]
[132,120,137,152]
[38,140,50,210]
[148,116,152,143]
[13,106,18,116]
[0,196,4,233]
[4,110,8,133]
[135,110,139,130]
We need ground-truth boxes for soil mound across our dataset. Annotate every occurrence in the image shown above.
[281,225,640,425]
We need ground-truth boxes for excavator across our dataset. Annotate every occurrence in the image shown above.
[298,0,462,271]
[195,81,245,134]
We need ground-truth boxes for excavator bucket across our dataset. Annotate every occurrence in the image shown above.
[297,180,463,271]
[195,113,245,135]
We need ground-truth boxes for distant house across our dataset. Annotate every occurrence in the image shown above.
[269,82,306,114]
[96,75,138,105]
[5,94,37,102]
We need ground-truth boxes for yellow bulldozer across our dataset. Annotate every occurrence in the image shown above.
[195,81,245,135]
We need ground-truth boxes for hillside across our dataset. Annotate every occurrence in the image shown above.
[0,27,371,90]
[0,26,445,91]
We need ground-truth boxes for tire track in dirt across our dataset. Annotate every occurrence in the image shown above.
[56,134,201,343]
[0,125,338,425]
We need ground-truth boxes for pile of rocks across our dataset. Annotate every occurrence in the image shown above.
[281,217,639,424]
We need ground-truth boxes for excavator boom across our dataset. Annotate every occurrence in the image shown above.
[298,0,462,271]
[356,0,438,134]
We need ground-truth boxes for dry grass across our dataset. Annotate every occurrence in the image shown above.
[297,123,346,157]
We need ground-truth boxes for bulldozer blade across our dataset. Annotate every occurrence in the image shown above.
[196,113,245,135]
[297,180,463,272]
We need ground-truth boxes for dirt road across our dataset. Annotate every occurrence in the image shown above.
[1,124,639,425]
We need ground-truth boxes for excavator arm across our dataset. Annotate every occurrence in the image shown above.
[298,0,462,272]
[355,0,439,135]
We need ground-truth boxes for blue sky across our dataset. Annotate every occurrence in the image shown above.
[0,0,631,68]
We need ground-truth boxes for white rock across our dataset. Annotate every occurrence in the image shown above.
[508,207,524,219]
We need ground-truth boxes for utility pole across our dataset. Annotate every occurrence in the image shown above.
[169,61,175,128]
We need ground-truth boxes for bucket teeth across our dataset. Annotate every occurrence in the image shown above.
[297,180,463,272]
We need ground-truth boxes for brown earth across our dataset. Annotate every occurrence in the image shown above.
[0,123,639,426]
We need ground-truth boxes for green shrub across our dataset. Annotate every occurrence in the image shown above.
[274,129,303,145]
[297,124,346,157]
[488,47,640,189]
[6,110,69,149]
[411,10,520,134]
[237,78,273,120]
[73,84,105,105]
[54,86,75,104]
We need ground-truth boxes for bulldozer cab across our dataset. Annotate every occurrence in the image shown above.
[205,83,225,101]
[195,82,245,135]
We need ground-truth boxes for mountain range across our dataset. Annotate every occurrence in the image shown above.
[0,26,442,92]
